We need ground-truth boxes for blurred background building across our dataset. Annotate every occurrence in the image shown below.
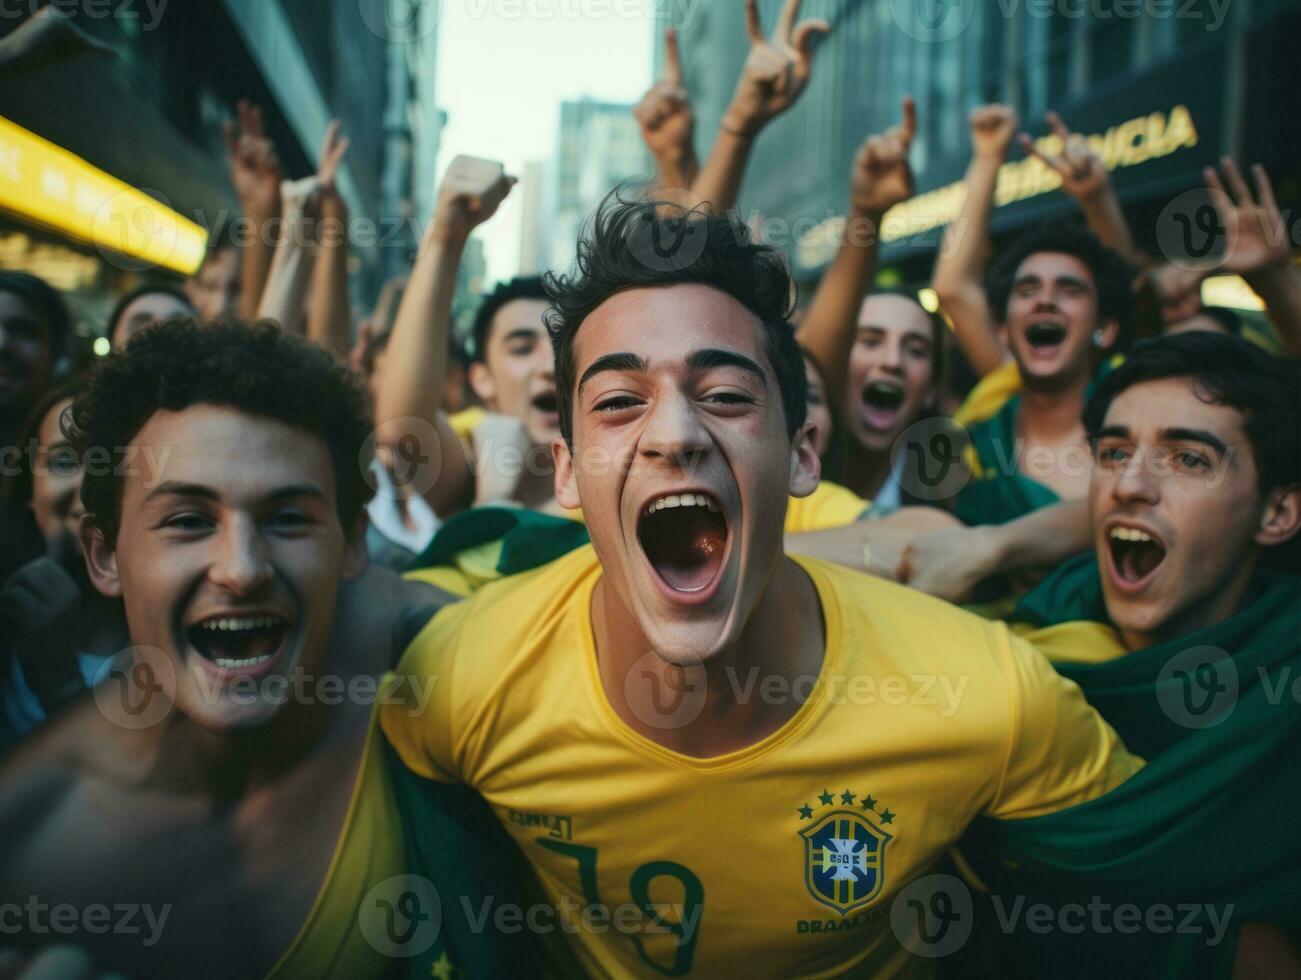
[0,0,442,338]
[545,96,649,271]
[662,0,1301,298]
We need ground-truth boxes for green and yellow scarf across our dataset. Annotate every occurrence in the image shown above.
[960,554,1301,977]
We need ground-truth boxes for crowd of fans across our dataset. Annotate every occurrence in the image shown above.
[0,1,1298,977]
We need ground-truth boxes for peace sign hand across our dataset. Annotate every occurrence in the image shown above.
[721,0,831,136]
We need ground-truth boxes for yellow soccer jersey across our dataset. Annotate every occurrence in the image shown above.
[383,547,1139,978]
[784,480,872,533]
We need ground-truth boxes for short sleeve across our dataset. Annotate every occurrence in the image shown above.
[986,625,1143,820]
[380,600,473,784]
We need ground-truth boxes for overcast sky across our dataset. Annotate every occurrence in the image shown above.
[433,1,658,281]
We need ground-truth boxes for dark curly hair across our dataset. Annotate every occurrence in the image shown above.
[470,275,549,364]
[542,192,807,446]
[987,223,1133,342]
[1084,332,1300,495]
[67,319,375,546]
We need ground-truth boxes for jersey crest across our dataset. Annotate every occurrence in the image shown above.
[798,793,894,916]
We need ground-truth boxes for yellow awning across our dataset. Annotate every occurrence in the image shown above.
[0,115,207,275]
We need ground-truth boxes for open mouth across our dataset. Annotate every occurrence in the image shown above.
[860,380,905,430]
[185,614,290,673]
[1025,321,1068,350]
[637,492,729,599]
[1107,526,1167,590]
[532,391,559,415]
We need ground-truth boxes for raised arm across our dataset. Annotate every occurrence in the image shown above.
[1206,159,1301,354]
[634,27,699,194]
[932,105,1018,378]
[222,100,282,321]
[797,97,916,408]
[1019,111,1143,269]
[373,155,516,517]
[690,0,829,213]
[306,122,353,359]
[256,123,350,333]
[255,175,322,332]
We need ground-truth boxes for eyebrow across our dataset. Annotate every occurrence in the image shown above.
[143,481,331,506]
[858,324,932,344]
[1095,425,1229,455]
[1015,273,1093,291]
[500,327,543,343]
[578,352,649,393]
[685,348,768,387]
[1161,427,1229,455]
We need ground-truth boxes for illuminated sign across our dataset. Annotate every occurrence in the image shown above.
[797,105,1201,270]
[0,116,207,275]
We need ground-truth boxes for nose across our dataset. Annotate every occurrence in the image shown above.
[639,388,711,470]
[207,517,274,597]
[877,335,904,374]
[1110,449,1160,506]
[536,351,556,384]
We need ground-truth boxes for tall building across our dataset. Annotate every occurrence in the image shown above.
[516,160,549,276]
[549,97,650,271]
[0,0,440,334]
[665,0,1301,287]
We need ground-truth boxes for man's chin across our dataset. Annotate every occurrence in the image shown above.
[635,606,739,667]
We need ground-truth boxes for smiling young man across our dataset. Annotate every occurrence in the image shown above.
[933,106,1133,526]
[955,332,1301,977]
[0,321,489,978]
[383,198,1142,977]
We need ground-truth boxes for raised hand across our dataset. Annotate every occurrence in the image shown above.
[316,120,351,197]
[850,97,917,217]
[969,104,1018,161]
[1018,111,1108,201]
[721,0,831,136]
[222,99,282,217]
[431,155,517,246]
[634,27,695,174]
[1204,159,1290,276]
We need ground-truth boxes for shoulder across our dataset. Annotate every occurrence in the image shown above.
[954,359,1022,427]
[797,556,1014,670]
[785,481,871,533]
[0,699,111,865]
[398,545,600,675]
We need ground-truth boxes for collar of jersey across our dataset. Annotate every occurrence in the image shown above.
[577,555,846,772]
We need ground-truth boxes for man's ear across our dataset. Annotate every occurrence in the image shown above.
[788,420,821,499]
[553,436,581,510]
[1095,317,1120,351]
[1256,484,1301,548]
[467,362,496,407]
[342,513,370,582]
[80,519,122,598]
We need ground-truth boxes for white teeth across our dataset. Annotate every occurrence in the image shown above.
[1110,527,1154,543]
[213,653,274,669]
[646,493,719,516]
[200,616,281,632]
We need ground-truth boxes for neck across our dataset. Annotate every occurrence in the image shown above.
[1018,371,1090,437]
[843,443,895,499]
[1119,556,1259,653]
[134,643,362,802]
[591,557,825,758]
